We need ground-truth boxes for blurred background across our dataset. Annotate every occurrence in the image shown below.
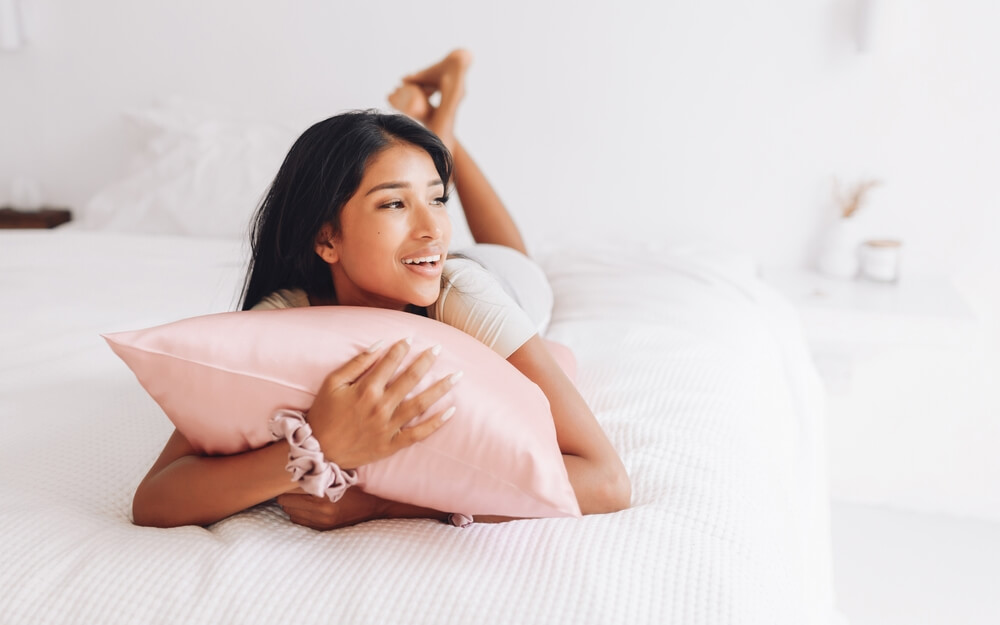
[2,1,998,622]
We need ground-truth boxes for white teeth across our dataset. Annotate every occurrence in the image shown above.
[403,254,441,265]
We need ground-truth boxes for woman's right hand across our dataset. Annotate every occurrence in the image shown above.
[306,338,460,470]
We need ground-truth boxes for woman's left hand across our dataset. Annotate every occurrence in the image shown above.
[277,488,382,530]
[278,488,451,529]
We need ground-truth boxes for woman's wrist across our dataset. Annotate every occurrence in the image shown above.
[268,409,359,501]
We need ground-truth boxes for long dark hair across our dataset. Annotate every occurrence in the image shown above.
[239,110,453,310]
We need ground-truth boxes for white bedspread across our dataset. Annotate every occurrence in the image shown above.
[0,231,843,625]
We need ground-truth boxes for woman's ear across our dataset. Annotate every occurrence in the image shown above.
[314,224,339,264]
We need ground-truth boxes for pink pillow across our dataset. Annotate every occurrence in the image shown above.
[103,307,581,519]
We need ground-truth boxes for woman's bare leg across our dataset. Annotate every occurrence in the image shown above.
[448,140,527,255]
[388,50,528,256]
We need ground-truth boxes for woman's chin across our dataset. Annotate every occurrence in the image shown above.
[409,292,440,308]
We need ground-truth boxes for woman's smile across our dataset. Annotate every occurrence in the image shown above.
[400,247,444,277]
[402,261,442,280]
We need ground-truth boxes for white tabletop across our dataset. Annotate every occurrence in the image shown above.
[759,267,978,349]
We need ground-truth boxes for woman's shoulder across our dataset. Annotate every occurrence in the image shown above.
[439,256,497,293]
[431,256,539,358]
[251,288,310,310]
[434,256,508,317]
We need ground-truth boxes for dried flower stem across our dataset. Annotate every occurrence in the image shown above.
[833,178,882,219]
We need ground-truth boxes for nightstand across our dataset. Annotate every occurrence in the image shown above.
[761,266,991,516]
[759,267,977,395]
[0,207,73,229]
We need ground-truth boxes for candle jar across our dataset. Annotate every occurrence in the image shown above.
[859,239,902,283]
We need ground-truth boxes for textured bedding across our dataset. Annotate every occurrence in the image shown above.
[0,231,843,625]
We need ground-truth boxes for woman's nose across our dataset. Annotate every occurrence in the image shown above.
[412,203,444,239]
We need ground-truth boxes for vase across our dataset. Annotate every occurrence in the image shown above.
[817,218,864,279]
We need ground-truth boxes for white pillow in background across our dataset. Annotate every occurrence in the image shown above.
[80,98,299,238]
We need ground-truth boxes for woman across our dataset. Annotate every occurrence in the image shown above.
[132,50,630,530]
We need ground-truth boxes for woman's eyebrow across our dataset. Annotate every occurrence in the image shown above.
[365,180,444,196]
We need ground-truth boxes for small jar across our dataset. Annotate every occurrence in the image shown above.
[859,239,902,283]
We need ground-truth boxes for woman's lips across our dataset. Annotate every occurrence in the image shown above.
[401,259,443,278]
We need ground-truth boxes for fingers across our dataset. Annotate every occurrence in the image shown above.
[391,370,462,430]
[277,492,322,511]
[321,340,385,390]
[356,338,412,389]
[285,509,333,531]
[383,344,441,406]
[277,493,337,529]
[393,405,457,450]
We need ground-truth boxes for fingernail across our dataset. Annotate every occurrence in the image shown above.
[441,406,456,422]
[449,371,464,385]
[403,336,413,346]
[430,344,442,356]
[366,339,384,353]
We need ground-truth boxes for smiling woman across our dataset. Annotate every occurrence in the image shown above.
[239,109,455,314]
[130,49,630,531]
[311,143,453,311]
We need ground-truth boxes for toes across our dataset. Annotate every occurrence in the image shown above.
[388,84,433,122]
[386,89,406,109]
[403,49,473,87]
[446,48,473,69]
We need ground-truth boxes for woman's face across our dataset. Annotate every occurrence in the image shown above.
[317,143,452,310]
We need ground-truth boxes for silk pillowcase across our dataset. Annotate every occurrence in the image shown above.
[104,306,581,519]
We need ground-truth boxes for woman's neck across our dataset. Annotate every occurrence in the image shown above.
[307,293,336,307]
[307,292,426,316]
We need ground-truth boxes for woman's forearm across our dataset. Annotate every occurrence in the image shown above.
[451,140,527,254]
[506,337,632,516]
[382,452,632,523]
[276,452,631,529]
[132,439,296,528]
[472,453,629,524]
[562,453,632,515]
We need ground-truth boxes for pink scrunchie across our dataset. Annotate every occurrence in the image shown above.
[269,409,359,502]
[448,513,474,528]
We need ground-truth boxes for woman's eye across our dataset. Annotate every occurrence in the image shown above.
[381,195,448,209]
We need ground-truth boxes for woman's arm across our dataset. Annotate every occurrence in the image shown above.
[133,430,298,528]
[133,339,460,528]
[276,334,630,529]
[507,335,632,515]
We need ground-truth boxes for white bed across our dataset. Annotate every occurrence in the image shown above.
[0,229,844,624]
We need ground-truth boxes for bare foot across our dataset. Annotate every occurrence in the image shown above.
[402,49,473,101]
[398,49,474,153]
[388,83,433,124]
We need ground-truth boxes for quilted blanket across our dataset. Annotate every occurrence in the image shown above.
[0,232,843,624]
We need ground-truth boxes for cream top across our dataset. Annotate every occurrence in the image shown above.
[252,257,537,359]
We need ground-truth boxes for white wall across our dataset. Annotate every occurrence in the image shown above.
[2,1,997,273]
[2,0,998,518]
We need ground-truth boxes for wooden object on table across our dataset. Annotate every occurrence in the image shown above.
[0,207,73,229]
